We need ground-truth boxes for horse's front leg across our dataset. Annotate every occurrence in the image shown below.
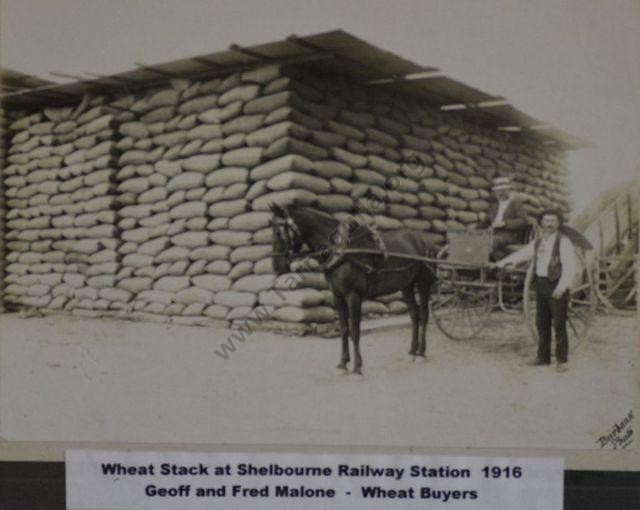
[347,292,363,375]
[334,294,349,372]
[416,283,430,358]
[402,287,419,356]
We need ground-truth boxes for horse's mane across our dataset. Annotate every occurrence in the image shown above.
[296,206,339,222]
[288,205,341,228]
[290,205,381,247]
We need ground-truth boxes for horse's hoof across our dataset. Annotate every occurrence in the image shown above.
[415,354,427,363]
[336,363,348,372]
[351,368,363,376]
[405,354,416,363]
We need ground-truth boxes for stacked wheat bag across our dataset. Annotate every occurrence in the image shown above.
[1,64,570,334]
[3,98,126,315]
[109,67,334,328]
[110,65,569,332]
[0,107,7,312]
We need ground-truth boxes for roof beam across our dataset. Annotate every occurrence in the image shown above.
[440,104,468,111]
[0,83,27,91]
[133,62,177,78]
[368,70,443,84]
[229,43,275,62]
[50,71,86,81]
[191,57,233,70]
[85,72,140,85]
[476,99,509,108]
[0,82,75,100]
[50,71,109,96]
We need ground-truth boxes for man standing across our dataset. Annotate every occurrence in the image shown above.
[496,209,577,372]
[480,176,530,260]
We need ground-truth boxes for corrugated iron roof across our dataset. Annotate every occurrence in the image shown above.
[0,68,54,94]
[382,75,499,107]
[0,30,586,149]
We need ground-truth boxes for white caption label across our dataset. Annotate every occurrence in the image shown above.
[66,450,563,510]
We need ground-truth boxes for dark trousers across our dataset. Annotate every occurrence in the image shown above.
[535,277,569,363]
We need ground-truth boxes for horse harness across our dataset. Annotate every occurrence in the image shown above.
[273,213,416,275]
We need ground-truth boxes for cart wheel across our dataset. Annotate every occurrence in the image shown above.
[523,251,596,349]
[431,277,496,340]
[497,269,527,313]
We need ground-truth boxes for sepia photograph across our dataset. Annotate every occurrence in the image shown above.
[0,0,638,461]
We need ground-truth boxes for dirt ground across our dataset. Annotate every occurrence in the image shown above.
[0,311,636,450]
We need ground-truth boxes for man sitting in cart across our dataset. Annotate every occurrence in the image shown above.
[479,176,530,260]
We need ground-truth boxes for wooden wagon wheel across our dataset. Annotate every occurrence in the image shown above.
[523,250,596,350]
[430,262,497,340]
[496,268,527,313]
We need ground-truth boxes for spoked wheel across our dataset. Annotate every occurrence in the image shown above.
[523,251,596,350]
[431,271,497,340]
[497,269,527,313]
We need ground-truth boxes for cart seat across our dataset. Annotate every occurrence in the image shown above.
[504,224,536,255]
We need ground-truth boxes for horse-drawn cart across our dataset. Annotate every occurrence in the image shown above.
[272,205,596,374]
[341,227,596,346]
[428,228,596,348]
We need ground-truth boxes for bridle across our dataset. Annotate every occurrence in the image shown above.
[272,213,307,261]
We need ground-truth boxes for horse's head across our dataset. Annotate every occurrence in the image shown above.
[270,203,304,275]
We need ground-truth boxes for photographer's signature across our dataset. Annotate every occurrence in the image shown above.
[597,411,633,449]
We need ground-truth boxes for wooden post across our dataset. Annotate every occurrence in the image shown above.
[614,203,621,254]
[627,192,633,241]
[598,218,604,256]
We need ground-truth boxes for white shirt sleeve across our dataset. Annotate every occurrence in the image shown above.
[492,199,510,227]
[497,241,534,267]
[555,236,577,293]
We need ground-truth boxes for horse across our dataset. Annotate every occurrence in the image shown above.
[271,204,437,375]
